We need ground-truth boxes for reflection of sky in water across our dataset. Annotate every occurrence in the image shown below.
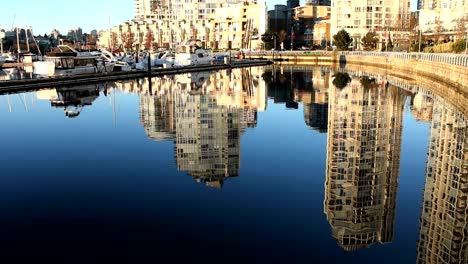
[0,66,465,263]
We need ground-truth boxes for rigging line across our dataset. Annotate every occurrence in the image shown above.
[4,94,12,112]
[17,94,28,112]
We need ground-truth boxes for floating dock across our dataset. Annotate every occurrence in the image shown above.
[0,59,271,94]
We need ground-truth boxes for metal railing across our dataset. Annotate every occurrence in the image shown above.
[341,51,468,67]
[245,50,333,56]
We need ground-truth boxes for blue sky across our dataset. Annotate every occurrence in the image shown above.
[0,0,416,35]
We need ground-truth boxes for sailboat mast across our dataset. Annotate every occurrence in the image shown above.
[107,0,112,50]
[23,18,30,52]
[15,16,20,54]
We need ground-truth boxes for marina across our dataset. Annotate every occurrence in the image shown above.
[1,0,468,261]
[0,59,272,93]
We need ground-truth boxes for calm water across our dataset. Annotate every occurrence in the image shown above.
[0,66,466,262]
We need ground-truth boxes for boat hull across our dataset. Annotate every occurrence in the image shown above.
[34,61,115,77]
[0,56,6,68]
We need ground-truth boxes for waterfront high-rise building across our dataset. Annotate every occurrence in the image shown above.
[101,0,266,50]
[418,0,468,35]
[331,0,411,49]
[135,0,169,20]
[416,102,468,263]
[324,75,406,250]
[287,0,300,9]
[306,0,331,5]
[268,5,288,33]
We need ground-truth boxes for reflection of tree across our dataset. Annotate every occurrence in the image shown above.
[359,76,379,90]
[332,72,351,89]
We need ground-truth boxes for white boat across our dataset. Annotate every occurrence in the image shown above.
[96,50,133,72]
[1,53,17,63]
[174,40,213,67]
[153,50,175,67]
[33,45,114,77]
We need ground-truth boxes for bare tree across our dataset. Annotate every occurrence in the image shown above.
[278,30,288,48]
[110,32,118,51]
[144,29,155,51]
[121,29,135,52]
[455,16,467,39]
[434,17,444,43]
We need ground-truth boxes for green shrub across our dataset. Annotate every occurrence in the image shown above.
[453,39,467,53]
[423,46,434,53]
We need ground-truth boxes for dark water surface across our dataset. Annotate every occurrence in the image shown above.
[0,66,466,262]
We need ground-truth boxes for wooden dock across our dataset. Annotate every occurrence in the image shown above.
[0,59,271,95]
[3,62,33,68]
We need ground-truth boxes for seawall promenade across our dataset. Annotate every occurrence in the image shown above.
[338,52,468,99]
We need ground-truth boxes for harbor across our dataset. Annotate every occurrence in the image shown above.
[0,58,272,94]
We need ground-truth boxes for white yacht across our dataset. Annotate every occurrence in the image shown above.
[98,50,132,72]
[34,45,114,77]
[174,40,213,67]
[153,50,175,67]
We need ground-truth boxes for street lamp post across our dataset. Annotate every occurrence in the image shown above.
[418,29,422,53]
[465,22,467,54]
[465,33,467,54]
[0,31,4,54]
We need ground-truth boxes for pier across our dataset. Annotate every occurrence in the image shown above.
[0,59,272,94]
[245,51,334,65]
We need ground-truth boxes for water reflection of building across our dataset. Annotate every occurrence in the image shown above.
[416,102,468,264]
[324,75,406,251]
[37,84,104,118]
[303,68,330,133]
[174,93,241,188]
[137,68,266,188]
[411,92,434,123]
[263,67,330,132]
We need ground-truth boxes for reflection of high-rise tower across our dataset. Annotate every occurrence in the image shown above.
[140,94,175,141]
[138,68,264,188]
[174,92,241,188]
[324,76,406,251]
[416,103,468,264]
[411,92,434,123]
[303,68,330,133]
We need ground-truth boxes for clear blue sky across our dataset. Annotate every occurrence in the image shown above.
[0,0,416,35]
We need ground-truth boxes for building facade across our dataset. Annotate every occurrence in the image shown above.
[292,5,331,48]
[268,5,288,33]
[331,0,411,50]
[100,0,266,50]
[418,0,468,37]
